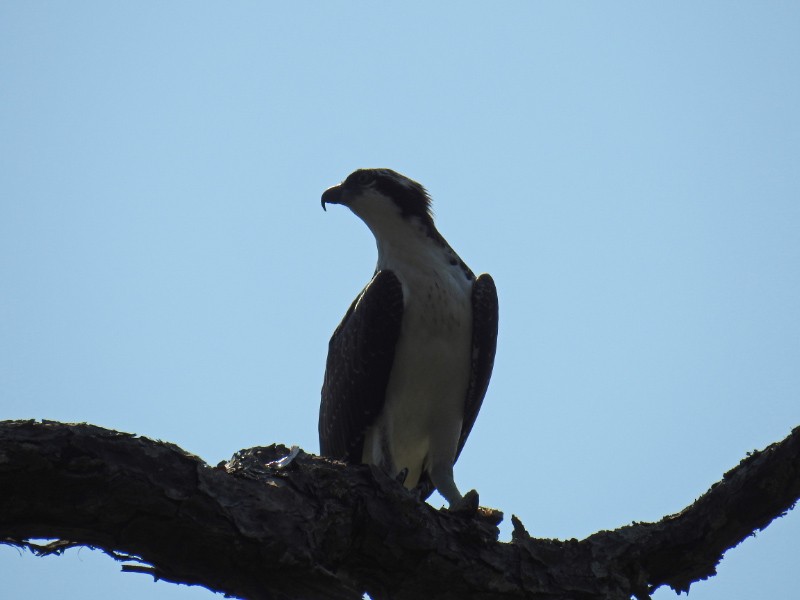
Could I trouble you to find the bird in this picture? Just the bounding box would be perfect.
[318,168,498,511]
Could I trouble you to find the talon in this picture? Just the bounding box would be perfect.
[447,489,480,516]
[395,467,409,485]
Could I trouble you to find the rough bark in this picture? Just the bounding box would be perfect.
[0,420,797,600]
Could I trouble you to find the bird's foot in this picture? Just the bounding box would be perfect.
[447,489,480,516]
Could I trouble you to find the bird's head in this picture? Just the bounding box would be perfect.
[321,169,435,238]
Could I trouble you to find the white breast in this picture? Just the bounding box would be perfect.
[361,232,474,489]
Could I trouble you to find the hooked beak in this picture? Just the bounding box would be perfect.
[321,184,344,212]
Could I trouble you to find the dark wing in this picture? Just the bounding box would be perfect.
[319,270,404,463]
[456,273,499,462]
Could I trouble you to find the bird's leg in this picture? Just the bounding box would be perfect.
[411,477,436,501]
[429,464,479,515]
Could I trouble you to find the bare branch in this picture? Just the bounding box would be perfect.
[1,420,797,600]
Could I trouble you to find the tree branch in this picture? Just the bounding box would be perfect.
[1,420,797,599]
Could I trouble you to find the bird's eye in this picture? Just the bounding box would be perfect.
[355,171,375,186]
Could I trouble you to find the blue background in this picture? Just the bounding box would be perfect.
[1,3,798,599]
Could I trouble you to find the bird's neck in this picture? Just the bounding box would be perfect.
[370,215,443,263]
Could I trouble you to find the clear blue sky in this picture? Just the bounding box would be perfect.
[1,3,798,599]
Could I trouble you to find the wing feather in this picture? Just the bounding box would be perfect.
[319,270,404,462]
[456,273,499,461]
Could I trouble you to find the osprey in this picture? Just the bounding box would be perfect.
[319,168,498,510]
